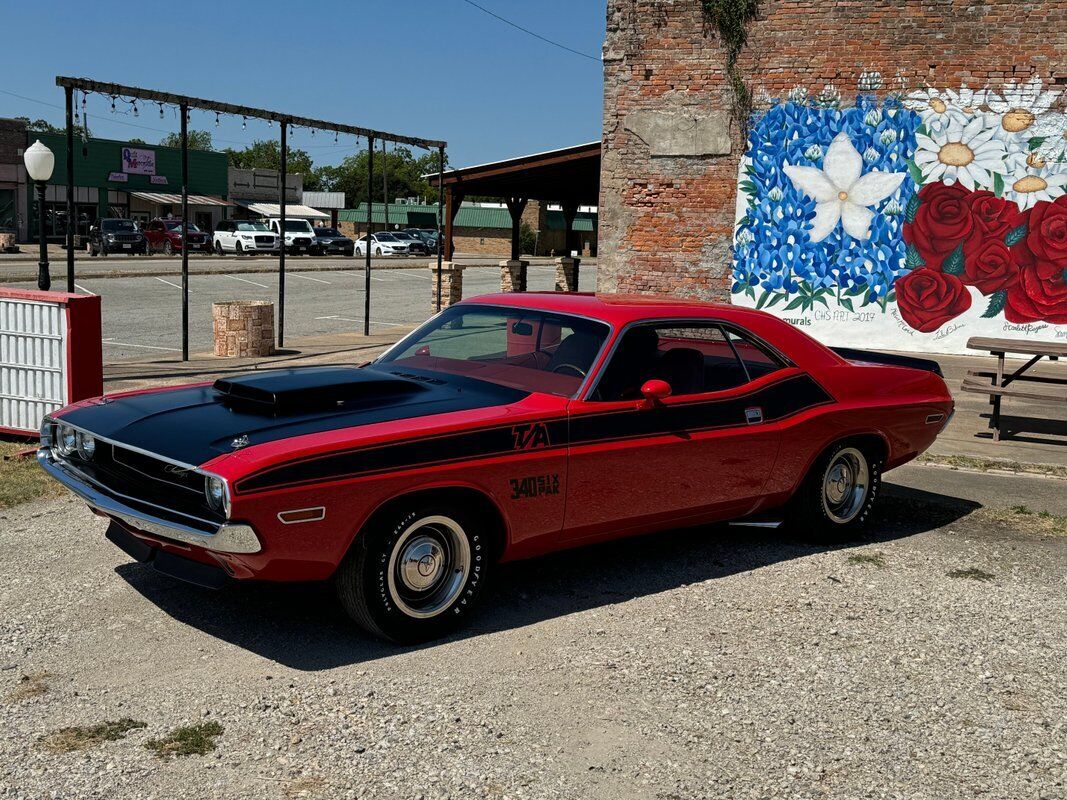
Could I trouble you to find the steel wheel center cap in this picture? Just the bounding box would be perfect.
[399,536,444,591]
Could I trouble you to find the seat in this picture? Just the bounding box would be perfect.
[546,331,602,375]
[653,347,705,395]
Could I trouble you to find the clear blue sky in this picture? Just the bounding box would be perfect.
[0,0,606,168]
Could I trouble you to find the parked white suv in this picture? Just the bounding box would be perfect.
[213,220,279,255]
[267,218,316,255]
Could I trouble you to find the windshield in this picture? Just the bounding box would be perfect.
[236,222,269,232]
[316,228,340,236]
[164,221,200,232]
[392,232,416,240]
[101,219,137,232]
[377,305,609,397]
[284,220,313,232]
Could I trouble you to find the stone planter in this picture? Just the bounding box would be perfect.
[0,233,16,253]
[212,300,275,358]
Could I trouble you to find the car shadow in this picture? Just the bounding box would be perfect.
[114,484,978,671]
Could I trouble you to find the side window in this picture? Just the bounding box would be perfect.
[592,323,750,401]
[724,328,786,381]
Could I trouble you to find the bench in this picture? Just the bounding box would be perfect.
[964,337,1067,441]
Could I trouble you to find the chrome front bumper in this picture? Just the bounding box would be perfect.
[38,451,261,554]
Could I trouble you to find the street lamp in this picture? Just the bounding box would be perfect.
[23,140,55,291]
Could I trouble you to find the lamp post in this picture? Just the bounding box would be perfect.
[23,140,55,291]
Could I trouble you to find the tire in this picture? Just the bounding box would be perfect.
[163,240,174,256]
[786,442,881,544]
[89,242,98,258]
[335,503,491,643]
[235,242,244,255]
[375,247,382,256]
[215,240,224,256]
[345,249,354,258]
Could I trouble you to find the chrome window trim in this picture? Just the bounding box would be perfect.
[580,316,794,403]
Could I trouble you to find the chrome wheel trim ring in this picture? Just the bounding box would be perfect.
[822,447,870,524]
[386,515,470,619]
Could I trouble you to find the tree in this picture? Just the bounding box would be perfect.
[158,130,213,151]
[316,146,446,208]
[221,140,320,190]
[14,117,90,136]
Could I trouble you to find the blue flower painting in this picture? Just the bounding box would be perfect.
[732,96,922,312]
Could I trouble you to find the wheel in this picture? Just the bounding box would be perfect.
[235,241,244,255]
[89,242,98,258]
[335,503,491,643]
[786,442,881,544]
[375,247,382,256]
[215,240,224,256]
[163,240,174,256]
[344,248,354,258]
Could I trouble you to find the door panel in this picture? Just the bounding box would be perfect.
[563,370,830,540]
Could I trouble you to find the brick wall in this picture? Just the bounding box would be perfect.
[598,0,1067,300]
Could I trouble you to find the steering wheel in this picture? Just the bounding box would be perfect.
[551,363,586,378]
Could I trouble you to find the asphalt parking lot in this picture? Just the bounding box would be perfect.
[66,262,596,361]
[1,464,1063,799]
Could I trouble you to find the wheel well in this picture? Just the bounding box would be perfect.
[794,432,888,496]
[359,487,509,563]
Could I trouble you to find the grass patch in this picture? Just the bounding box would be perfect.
[39,718,146,753]
[947,567,996,582]
[846,552,887,568]
[145,721,224,758]
[5,671,50,702]
[979,505,1067,536]
[0,441,63,509]
[917,452,1067,480]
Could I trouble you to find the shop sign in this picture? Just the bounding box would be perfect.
[121,147,156,175]
[150,175,168,185]
[107,172,129,182]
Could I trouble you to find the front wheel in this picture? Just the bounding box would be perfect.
[335,505,490,643]
[787,443,881,544]
[215,241,224,256]
[163,240,174,256]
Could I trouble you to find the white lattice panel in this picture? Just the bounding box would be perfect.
[0,298,67,432]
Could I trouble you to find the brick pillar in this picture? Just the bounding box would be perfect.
[430,261,465,310]
[212,301,275,358]
[500,259,529,292]
[554,257,580,292]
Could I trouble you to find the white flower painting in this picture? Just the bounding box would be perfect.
[913,114,1008,190]
[784,132,906,242]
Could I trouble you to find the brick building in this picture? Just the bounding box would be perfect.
[0,118,28,246]
[599,0,1067,298]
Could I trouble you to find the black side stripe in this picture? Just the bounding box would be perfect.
[235,374,832,494]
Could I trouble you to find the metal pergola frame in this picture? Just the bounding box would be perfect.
[55,76,448,359]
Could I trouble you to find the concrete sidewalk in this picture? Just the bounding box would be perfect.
[104,336,1067,473]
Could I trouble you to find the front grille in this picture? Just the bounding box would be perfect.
[293,237,311,246]
[73,442,222,523]
[255,235,274,245]
[112,233,140,242]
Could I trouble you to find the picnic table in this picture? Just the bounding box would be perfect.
[961,336,1067,441]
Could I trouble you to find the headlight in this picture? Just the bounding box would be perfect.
[76,431,96,460]
[204,474,231,517]
[40,417,54,449]
[54,423,77,457]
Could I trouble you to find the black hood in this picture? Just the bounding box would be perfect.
[59,365,527,467]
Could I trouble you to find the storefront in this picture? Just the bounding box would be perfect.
[27,133,229,243]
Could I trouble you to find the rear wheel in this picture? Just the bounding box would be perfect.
[335,504,490,643]
[163,240,174,256]
[787,442,881,544]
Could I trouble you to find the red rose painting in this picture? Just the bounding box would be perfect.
[902,182,974,270]
[895,269,973,332]
[898,181,1067,331]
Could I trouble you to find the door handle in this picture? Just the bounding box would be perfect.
[745,406,763,424]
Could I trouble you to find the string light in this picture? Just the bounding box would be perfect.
[159,103,165,119]
[110,95,116,112]
[215,111,220,127]
[334,131,338,144]
[132,100,138,117]
[241,116,247,130]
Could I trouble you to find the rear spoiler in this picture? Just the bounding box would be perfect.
[831,347,944,377]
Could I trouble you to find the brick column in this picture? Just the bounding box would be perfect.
[554,257,580,292]
[212,301,275,358]
[430,261,465,310]
[500,259,529,292]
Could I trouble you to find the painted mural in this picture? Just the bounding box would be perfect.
[731,78,1067,353]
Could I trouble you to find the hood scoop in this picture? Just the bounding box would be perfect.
[213,366,425,414]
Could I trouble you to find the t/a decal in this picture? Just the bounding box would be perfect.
[511,422,551,451]
[509,473,561,500]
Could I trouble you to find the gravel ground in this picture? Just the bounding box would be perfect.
[1,471,1064,800]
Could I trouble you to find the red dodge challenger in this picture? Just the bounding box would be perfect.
[39,293,952,642]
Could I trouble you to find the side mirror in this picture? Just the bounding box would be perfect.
[640,379,671,408]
